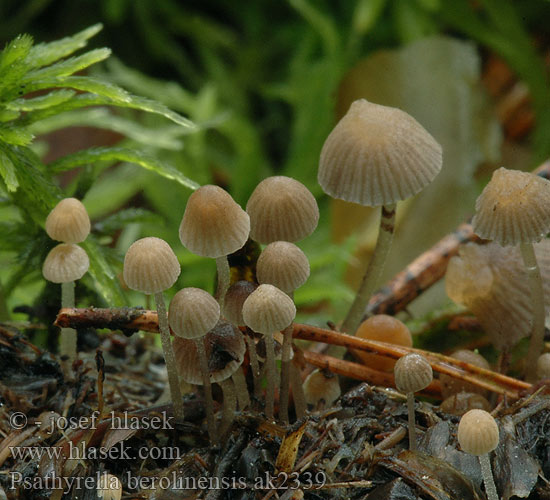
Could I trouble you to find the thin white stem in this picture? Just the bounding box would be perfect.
[215,256,230,309]
[521,242,546,382]
[279,324,294,424]
[219,378,237,438]
[154,292,185,422]
[232,367,250,410]
[479,453,499,500]
[341,204,396,334]
[264,331,276,420]
[60,281,77,363]
[290,361,306,419]
[195,336,217,444]
[245,330,261,399]
[406,391,417,452]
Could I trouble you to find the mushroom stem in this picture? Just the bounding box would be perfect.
[291,361,306,419]
[219,378,237,438]
[194,336,217,443]
[154,292,185,422]
[231,367,250,410]
[479,453,499,500]
[245,330,262,398]
[264,331,276,420]
[279,323,294,424]
[341,204,396,334]
[406,391,417,452]
[215,256,230,309]
[60,281,77,363]
[521,242,546,382]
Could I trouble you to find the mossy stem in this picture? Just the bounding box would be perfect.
[219,378,236,438]
[215,256,230,309]
[479,453,499,500]
[341,204,396,334]
[264,331,276,420]
[60,281,77,363]
[279,323,294,424]
[232,367,250,410]
[245,331,262,399]
[406,391,417,452]
[520,242,546,382]
[154,292,185,422]
[194,336,217,443]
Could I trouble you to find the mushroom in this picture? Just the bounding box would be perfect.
[42,243,89,364]
[440,392,491,416]
[457,409,500,500]
[303,369,341,410]
[123,237,184,421]
[179,185,250,308]
[318,99,442,334]
[472,167,550,381]
[439,350,490,399]
[256,241,310,423]
[393,353,433,451]
[168,287,220,442]
[536,353,550,380]
[242,284,296,420]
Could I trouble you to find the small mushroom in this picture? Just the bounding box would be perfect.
[439,350,491,399]
[303,369,341,410]
[123,237,183,421]
[394,353,433,451]
[457,409,500,500]
[536,353,550,380]
[45,197,91,244]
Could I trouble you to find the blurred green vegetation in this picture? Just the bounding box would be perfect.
[0,0,548,335]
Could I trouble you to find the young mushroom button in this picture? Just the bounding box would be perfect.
[45,197,91,244]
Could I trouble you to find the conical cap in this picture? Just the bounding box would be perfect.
[242,284,296,334]
[45,198,91,243]
[42,243,89,283]
[169,288,220,339]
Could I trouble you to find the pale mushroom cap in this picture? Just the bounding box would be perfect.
[173,321,245,384]
[458,409,499,455]
[439,392,491,417]
[97,473,122,500]
[472,167,550,246]
[440,350,491,399]
[242,284,296,334]
[45,198,91,243]
[246,176,319,243]
[179,185,250,258]
[303,369,341,407]
[223,280,257,326]
[169,288,220,339]
[536,353,550,379]
[318,99,442,206]
[42,243,89,283]
[256,241,310,293]
[123,237,181,294]
[394,353,433,393]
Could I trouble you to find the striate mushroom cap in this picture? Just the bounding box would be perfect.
[303,369,341,407]
[42,243,89,283]
[179,185,250,258]
[472,167,550,246]
[318,99,442,207]
[242,284,296,334]
[246,176,319,244]
[458,409,499,456]
[123,237,180,294]
[45,198,91,244]
[394,353,433,393]
[256,241,310,293]
[169,288,220,339]
[223,280,258,326]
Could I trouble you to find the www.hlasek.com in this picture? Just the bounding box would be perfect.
[9,471,328,493]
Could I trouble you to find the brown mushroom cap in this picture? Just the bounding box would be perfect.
[179,185,250,258]
[440,350,491,399]
[303,369,341,407]
[42,243,89,283]
[256,241,310,293]
[242,284,296,334]
[45,198,91,243]
[123,237,181,294]
[223,280,258,326]
[394,353,433,393]
[439,392,491,416]
[536,353,550,379]
[246,176,319,243]
[168,288,220,339]
[458,409,499,456]
[472,167,550,246]
[318,99,442,207]
[173,320,245,384]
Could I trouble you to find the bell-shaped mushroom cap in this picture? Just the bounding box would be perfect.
[458,409,499,456]
[45,198,91,243]
[394,353,432,393]
[169,288,220,339]
[256,241,310,293]
[123,237,180,294]
[303,369,341,407]
[536,352,550,379]
[42,243,89,283]
[246,176,319,243]
[242,284,296,334]
[472,167,550,246]
[439,350,490,399]
[179,185,250,258]
[354,315,412,372]
[318,99,442,207]
[446,241,550,351]
[173,320,245,384]
[223,280,257,326]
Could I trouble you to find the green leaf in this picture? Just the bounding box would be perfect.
[0,151,19,191]
[0,125,34,146]
[49,146,200,191]
[6,89,75,111]
[94,208,162,234]
[0,34,33,94]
